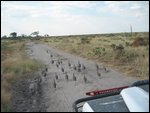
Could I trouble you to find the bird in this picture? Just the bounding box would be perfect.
[41,70,45,75]
[83,75,87,83]
[78,61,81,68]
[55,73,58,80]
[73,73,76,81]
[74,65,77,70]
[65,72,68,81]
[82,64,86,70]
[51,59,54,64]
[45,67,48,72]
[53,80,56,89]
[68,61,71,68]
[97,71,101,78]
[60,60,62,64]
[95,63,99,70]
[37,77,42,88]
[78,67,81,72]
[103,66,107,72]
[56,63,59,68]
[44,72,47,77]
[38,77,42,84]
[61,67,64,72]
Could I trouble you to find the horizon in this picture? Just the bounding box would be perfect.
[1,1,149,37]
[1,31,149,38]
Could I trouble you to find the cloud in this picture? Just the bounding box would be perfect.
[1,1,96,18]
[48,1,95,9]
[130,4,141,10]
[96,1,129,16]
[97,1,148,18]
[1,1,149,36]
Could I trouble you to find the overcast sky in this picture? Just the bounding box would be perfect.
[1,1,149,36]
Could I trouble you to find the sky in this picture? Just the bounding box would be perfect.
[1,1,149,36]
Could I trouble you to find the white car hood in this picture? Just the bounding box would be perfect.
[120,86,149,112]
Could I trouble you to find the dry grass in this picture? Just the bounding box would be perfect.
[1,88,11,112]
[38,32,149,80]
[1,33,148,111]
[1,39,42,112]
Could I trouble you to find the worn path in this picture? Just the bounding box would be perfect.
[25,42,138,112]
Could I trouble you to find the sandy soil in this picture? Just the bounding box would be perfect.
[25,42,138,112]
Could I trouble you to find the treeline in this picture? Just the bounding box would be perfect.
[1,31,149,39]
[1,31,50,39]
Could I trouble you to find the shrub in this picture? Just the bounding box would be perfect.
[110,44,116,50]
[131,37,149,47]
[80,37,90,44]
[126,52,139,61]
[125,42,130,46]
[93,47,106,56]
[93,47,101,56]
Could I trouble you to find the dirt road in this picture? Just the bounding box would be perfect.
[25,42,138,112]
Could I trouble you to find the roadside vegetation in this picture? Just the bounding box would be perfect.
[38,32,149,79]
[1,39,42,112]
[1,32,149,111]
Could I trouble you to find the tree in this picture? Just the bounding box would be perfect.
[21,34,27,38]
[30,31,39,37]
[130,24,132,37]
[10,32,17,37]
[1,35,7,38]
[44,34,49,37]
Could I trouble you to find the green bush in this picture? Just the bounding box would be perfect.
[93,47,106,56]
[126,52,139,61]
[80,37,90,44]
[125,42,130,46]
[93,47,101,56]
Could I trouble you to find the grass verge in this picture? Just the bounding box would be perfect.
[1,39,42,112]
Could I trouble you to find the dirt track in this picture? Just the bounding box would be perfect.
[25,42,138,112]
